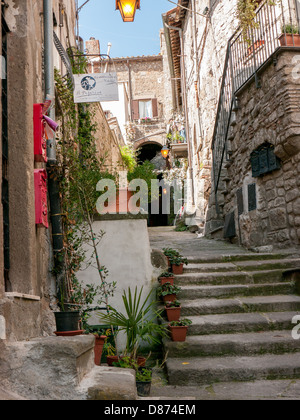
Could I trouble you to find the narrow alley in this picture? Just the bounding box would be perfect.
[1,0,300,404]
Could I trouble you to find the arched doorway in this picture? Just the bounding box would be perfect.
[136,142,169,227]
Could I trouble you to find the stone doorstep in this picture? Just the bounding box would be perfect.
[166,353,300,386]
[78,366,137,400]
[180,295,300,316]
[164,330,300,358]
[185,311,300,336]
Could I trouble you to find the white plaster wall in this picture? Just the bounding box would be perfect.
[77,218,156,351]
[101,83,130,141]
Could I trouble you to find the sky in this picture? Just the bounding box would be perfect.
[78,0,175,58]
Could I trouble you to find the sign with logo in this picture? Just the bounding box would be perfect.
[73,73,119,103]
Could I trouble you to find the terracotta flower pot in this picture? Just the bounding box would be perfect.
[137,357,146,367]
[159,277,174,286]
[172,264,184,275]
[163,293,177,303]
[107,355,119,366]
[94,336,107,366]
[165,307,181,322]
[279,33,300,47]
[169,326,188,342]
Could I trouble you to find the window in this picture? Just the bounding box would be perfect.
[139,100,153,119]
[131,98,158,120]
[250,143,281,178]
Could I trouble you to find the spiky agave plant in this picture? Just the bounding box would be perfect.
[98,287,167,358]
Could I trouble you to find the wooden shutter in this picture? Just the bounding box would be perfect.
[131,100,139,120]
[152,98,158,118]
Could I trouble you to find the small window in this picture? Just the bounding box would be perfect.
[250,143,281,178]
[131,98,158,120]
[139,100,153,119]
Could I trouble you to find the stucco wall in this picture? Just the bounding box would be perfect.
[77,217,157,351]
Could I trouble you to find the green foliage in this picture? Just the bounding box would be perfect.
[170,319,192,327]
[282,24,299,34]
[136,368,152,383]
[54,62,116,316]
[165,300,181,308]
[236,0,275,44]
[120,145,138,172]
[98,287,167,357]
[170,255,189,266]
[159,272,174,278]
[127,160,158,202]
[163,248,180,258]
[157,282,182,297]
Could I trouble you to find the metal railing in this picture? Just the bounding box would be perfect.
[212,0,300,198]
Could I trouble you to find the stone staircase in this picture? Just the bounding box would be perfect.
[163,252,300,390]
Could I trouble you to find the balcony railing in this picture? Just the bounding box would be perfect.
[212,0,300,202]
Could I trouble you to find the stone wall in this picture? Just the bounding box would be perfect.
[223,49,300,249]
[0,0,77,341]
[165,0,238,223]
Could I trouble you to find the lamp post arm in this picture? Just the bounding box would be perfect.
[77,0,91,14]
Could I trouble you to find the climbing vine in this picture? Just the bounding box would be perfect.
[54,51,116,318]
[236,0,275,44]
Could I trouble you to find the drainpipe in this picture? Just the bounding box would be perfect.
[44,0,64,266]
[163,21,195,206]
[192,0,204,143]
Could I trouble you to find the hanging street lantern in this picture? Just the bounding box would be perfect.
[116,0,141,22]
[161,145,170,159]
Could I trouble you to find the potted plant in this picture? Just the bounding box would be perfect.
[158,271,175,286]
[163,248,180,267]
[170,255,188,275]
[54,277,112,336]
[165,300,182,322]
[157,282,182,303]
[279,24,300,46]
[93,332,107,366]
[98,287,168,364]
[112,356,153,397]
[169,319,192,342]
[136,368,153,397]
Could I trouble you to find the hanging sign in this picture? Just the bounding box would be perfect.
[73,73,119,103]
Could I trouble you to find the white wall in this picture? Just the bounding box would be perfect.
[77,218,157,351]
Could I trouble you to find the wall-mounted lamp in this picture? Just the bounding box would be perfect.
[161,145,170,159]
[116,0,140,22]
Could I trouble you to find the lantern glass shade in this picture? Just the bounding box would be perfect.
[161,146,170,159]
[116,0,140,22]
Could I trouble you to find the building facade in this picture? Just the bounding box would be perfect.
[163,0,300,249]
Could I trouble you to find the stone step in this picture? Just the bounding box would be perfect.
[149,379,300,400]
[184,259,300,274]
[186,252,300,264]
[175,270,289,286]
[179,295,300,317]
[185,311,299,336]
[179,282,294,300]
[166,353,300,386]
[164,330,300,358]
